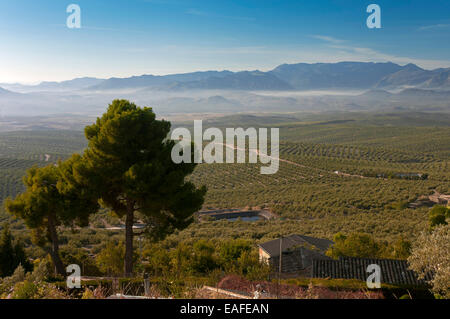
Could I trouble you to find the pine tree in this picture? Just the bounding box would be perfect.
[5,156,99,276]
[0,224,15,277]
[0,224,32,277]
[79,100,206,276]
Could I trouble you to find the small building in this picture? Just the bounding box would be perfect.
[258,234,334,274]
[429,192,450,206]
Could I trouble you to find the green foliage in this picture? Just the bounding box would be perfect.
[27,259,50,283]
[1,112,448,252]
[79,99,206,275]
[60,247,101,277]
[326,232,411,260]
[0,130,87,206]
[0,264,25,296]
[9,279,68,299]
[8,264,25,284]
[95,241,126,276]
[0,224,17,277]
[4,160,99,275]
[235,250,271,281]
[140,239,269,282]
[142,243,174,276]
[216,239,266,276]
[0,223,32,277]
[408,224,450,299]
[428,205,449,228]
[389,237,412,260]
[219,239,252,264]
[11,280,38,299]
[81,288,95,299]
[82,100,205,227]
[389,201,409,210]
[327,233,383,259]
[0,111,448,295]
[0,260,68,299]
[5,165,62,231]
[190,240,218,274]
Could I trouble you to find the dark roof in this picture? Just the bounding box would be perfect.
[269,247,331,273]
[258,234,334,257]
[312,256,433,286]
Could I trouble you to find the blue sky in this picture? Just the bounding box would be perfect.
[1,0,449,83]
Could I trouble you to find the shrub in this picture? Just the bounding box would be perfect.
[428,206,449,229]
[327,233,383,259]
[191,240,218,274]
[11,280,38,299]
[96,241,125,276]
[408,224,450,298]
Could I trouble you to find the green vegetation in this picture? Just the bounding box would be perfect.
[0,224,32,277]
[5,159,99,275]
[0,110,449,298]
[140,239,270,281]
[78,100,206,275]
[326,232,411,260]
[408,224,450,298]
[0,130,86,204]
[428,205,450,228]
[95,241,126,276]
[0,261,69,299]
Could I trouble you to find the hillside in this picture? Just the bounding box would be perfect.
[2,112,448,243]
[4,62,450,94]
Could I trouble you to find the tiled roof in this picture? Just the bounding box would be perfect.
[258,234,333,257]
[298,235,334,252]
[312,256,433,286]
[269,248,331,273]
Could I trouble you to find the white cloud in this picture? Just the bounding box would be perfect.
[312,34,450,69]
[185,8,255,22]
[310,35,345,44]
[418,24,450,31]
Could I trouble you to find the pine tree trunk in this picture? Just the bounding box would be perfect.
[124,203,134,277]
[47,216,65,276]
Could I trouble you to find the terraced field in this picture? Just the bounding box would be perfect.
[0,112,449,243]
[0,130,86,160]
[0,131,86,203]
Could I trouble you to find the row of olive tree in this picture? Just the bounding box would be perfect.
[5,100,206,277]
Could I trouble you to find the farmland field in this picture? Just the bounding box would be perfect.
[0,131,86,206]
[1,111,449,248]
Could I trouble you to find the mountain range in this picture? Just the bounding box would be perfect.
[2,62,450,93]
[1,61,449,117]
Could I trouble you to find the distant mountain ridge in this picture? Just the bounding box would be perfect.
[166,71,293,90]
[4,62,450,93]
[37,77,105,91]
[270,61,404,89]
[79,62,450,91]
[375,65,450,89]
[88,71,233,90]
[0,86,20,96]
[0,77,104,93]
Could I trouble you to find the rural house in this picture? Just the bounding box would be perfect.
[258,234,334,274]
